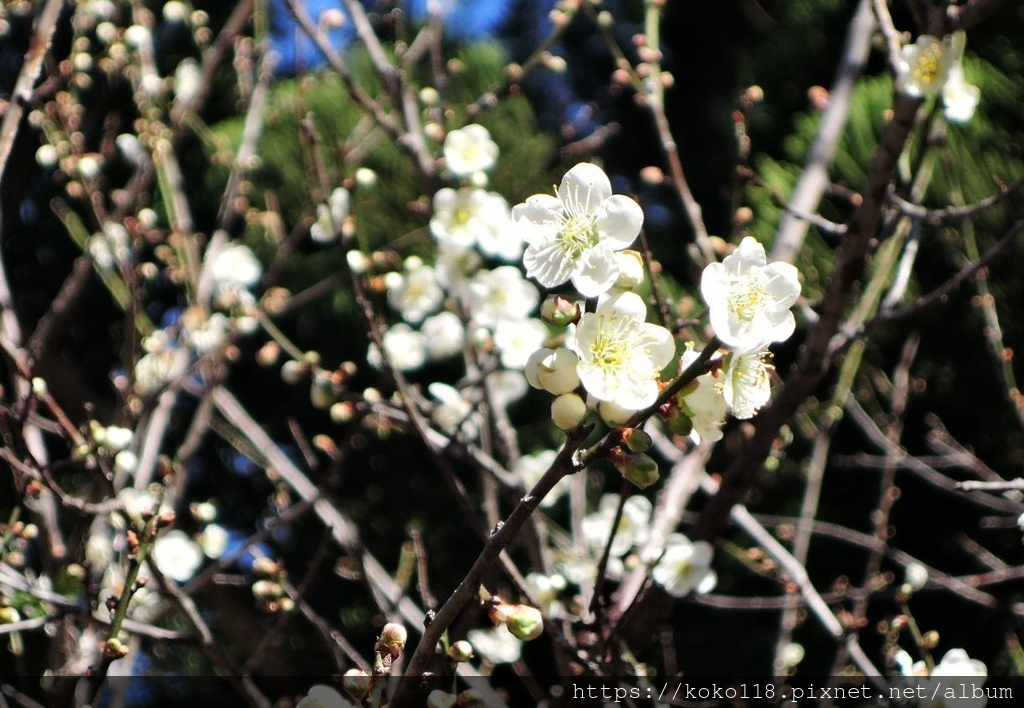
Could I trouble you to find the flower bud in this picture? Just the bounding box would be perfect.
[551,393,587,430]
[104,637,129,659]
[540,295,580,327]
[668,412,693,437]
[614,250,645,289]
[598,400,634,426]
[525,347,580,395]
[622,427,652,453]
[448,640,474,663]
[342,669,371,700]
[310,370,335,409]
[616,452,660,489]
[376,622,408,659]
[504,604,544,641]
[281,360,307,384]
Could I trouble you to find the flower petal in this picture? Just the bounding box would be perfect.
[557,163,612,217]
[572,246,620,298]
[523,240,575,288]
[597,195,644,248]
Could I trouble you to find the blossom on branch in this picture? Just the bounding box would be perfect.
[443,124,499,177]
[572,292,675,410]
[896,35,953,98]
[651,533,717,597]
[514,163,644,298]
[722,346,773,420]
[700,236,800,351]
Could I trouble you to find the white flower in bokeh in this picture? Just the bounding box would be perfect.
[904,648,988,708]
[152,529,203,582]
[173,57,202,105]
[700,236,800,351]
[896,35,953,98]
[514,449,567,507]
[466,624,522,665]
[493,318,548,370]
[722,347,772,420]
[651,533,717,597]
[385,262,443,324]
[421,311,465,360]
[211,243,262,291]
[942,63,980,123]
[367,324,427,372]
[430,188,516,259]
[572,292,674,410]
[428,382,475,437]
[310,187,350,244]
[468,266,539,328]
[487,370,528,408]
[582,494,652,558]
[134,350,176,395]
[200,524,229,559]
[443,124,498,177]
[514,163,643,297]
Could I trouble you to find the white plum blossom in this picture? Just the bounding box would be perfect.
[434,243,482,289]
[942,63,980,123]
[443,124,499,177]
[651,533,717,597]
[152,529,204,582]
[430,187,517,259]
[467,266,539,327]
[700,236,800,351]
[896,648,988,708]
[428,382,475,437]
[421,311,465,360]
[572,292,675,410]
[721,347,773,420]
[385,262,444,324]
[493,318,548,370]
[514,163,644,297]
[466,624,522,665]
[896,35,953,98]
[134,349,176,395]
[582,494,652,559]
[677,344,728,443]
[525,347,580,395]
[211,243,262,291]
[310,187,350,243]
[200,524,229,559]
[173,57,202,105]
[486,370,529,408]
[367,324,427,372]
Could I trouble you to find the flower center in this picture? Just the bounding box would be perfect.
[913,47,944,86]
[727,274,770,323]
[453,206,473,226]
[589,328,630,371]
[556,216,599,260]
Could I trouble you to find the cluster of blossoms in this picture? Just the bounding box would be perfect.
[517,162,801,457]
[370,125,545,434]
[896,32,980,123]
[557,494,716,598]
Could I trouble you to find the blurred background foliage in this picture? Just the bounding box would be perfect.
[3,0,1024,689]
